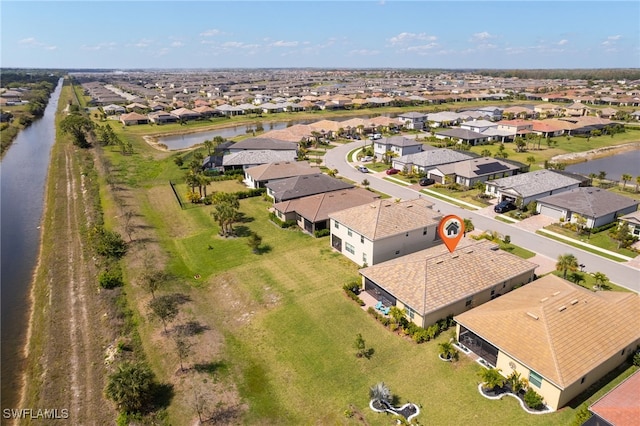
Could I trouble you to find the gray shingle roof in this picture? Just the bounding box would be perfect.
[486,170,583,199]
[537,187,639,218]
[395,148,474,168]
[436,128,487,140]
[223,150,296,166]
[266,174,354,202]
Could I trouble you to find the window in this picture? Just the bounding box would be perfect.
[362,253,367,263]
[405,306,415,319]
[360,235,365,244]
[465,296,473,307]
[423,228,427,236]
[345,243,355,255]
[580,376,586,384]
[529,371,543,388]
[334,222,339,229]
[395,250,400,255]
[347,229,352,237]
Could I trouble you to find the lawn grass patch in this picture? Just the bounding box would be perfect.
[544,224,637,258]
[498,242,536,259]
[536,230,627,262]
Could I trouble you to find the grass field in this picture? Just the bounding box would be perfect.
[543,223,638,259]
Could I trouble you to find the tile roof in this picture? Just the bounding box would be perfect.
[245,161,316,181]
[223,150,296,166]
[395,148,474,168]
[230,137,297,151]
[485,170,582,199]
[455,274,640,388]
[266,174,354,201]
[619,210,640,225]
[261,124,316,142]
[589,370,640,426]
[436,128,487,140]
[436,157,520,178]
[329,198,439,240]
[273,188,380,222]
[359,239,537,315]
[537,187,639,218]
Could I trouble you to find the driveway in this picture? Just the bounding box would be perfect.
[324,141,640,292]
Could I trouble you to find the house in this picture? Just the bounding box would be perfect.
[201,141,235,172]
[618,210,640,238]
[434,128,489,146]
[373,136,423,158]
[429,157,524,187]
[329,198,442,267]
[425,111,465,127]
[455,274,640,411]
[564,102,588,116]
[222,150,297,171]
[496,119,534,137]
[484,169,584,208]
[148,111,178,124]
[392,148,475,176]
[272,188,380,235]
[265,173,354,203]
[531,120,570,138]
[103,104,126,115]
[586,370,640,426]
[536,187,639,229]
[170,107,202,121]
[459,119,497,134]
[228,137,298,155]
[243,161,317,189]
[359,239,537,327]
[119,112,149,126]
[398,112,428,130]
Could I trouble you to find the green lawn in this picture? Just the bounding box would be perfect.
[426,185,491,208]
[544,224,637,259]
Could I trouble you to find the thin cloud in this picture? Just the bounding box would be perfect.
[200,29,222,37]
[170,41,184,48]
[18,37,57,50]
[470,31,495,43]
[403,43,439,54]
[388,32,437,45]
[270,40,299,47]
[349,49,380,56]
[607,35,622,40]
[80,42,118,51]
[557,39,569,46]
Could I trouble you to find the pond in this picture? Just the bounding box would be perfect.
[564,149,640,182]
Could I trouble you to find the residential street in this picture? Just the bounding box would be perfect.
[324,141,640,293]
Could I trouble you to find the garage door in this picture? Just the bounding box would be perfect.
[539,204,565,220]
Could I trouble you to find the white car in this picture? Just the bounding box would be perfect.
[362,156,373,162]
[357,166,369,173]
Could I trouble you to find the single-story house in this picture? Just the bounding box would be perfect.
[536,187,639,229]
[148,111,178,124]
[360,239,537,327]
[103,104,126,115]
[430,157,525,187]
[586,369,640,426]
[425,111,466,127]
[484,169,584,207]
[618,210,640,238]
[119,112,149,126]
[243,161,317,189]
[329,198,442,267]
[228,137,298,154]
[455,274,640,411]
[265,173,354,203]
[170,107,202,121]
[373,136,424,158]
[434,128,489,146]
[392,148,474,175]
[273,188,380,235]
[222,150,297,171]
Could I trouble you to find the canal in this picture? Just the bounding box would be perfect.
[1,79,63,410]
[564,149,640,182]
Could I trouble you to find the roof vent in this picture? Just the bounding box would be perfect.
[570,299,579,305]
[436,260,444,264]
[552,291,561,297]
[526,312,539,320]
[452,255,459,259]
[540,297,548,303]
[558,306,567,312]
[466,249,474,254]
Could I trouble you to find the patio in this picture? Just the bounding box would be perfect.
[359,290,392,315]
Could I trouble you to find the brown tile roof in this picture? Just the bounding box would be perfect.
[589,370,640,426]
[359,239,537,315]
[455,274,640,389]
[273,188,380,223]
[245,161,316,182]
[261,124,315,142]
[329,198,439,240]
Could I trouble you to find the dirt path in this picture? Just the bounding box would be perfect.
[18,142,115,425]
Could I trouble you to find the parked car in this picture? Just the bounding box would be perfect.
[494,200,517,213]
[385,168,400,175]
[362,156,373,162]
[357,166,369,173]
[419,177,435,186]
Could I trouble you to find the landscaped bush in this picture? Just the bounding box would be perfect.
[234,188,266,199]
[632,350,640,367]
[314,229,330,238]
[268,212,297,228]
[523,388,545,410]
[91,225,127,259]
[343,284,365,306]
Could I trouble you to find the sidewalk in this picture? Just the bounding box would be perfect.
[537,229,634,261]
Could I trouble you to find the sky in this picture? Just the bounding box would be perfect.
[1,1,639,70]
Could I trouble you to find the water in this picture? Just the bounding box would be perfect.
[158,114,394,150]
[1,79,63,409]
[564,150,640,182]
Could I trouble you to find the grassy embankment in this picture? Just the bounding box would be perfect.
[90,114,640,425]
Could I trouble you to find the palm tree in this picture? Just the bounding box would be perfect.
[568,272,585,286]
[592,272,608,290]
[597,171,607,181]
[556,253,579,279]
[636,175,640,193]
[247,231,262,254]
[438,341,458,361]
[369,382,391,406]
[526,156,536,167]
[621,173,632,189]
[479,368,505,392]
[203,139,213,156]
[105,362,155,413]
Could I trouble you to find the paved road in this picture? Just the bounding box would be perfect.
[325,141,640,292]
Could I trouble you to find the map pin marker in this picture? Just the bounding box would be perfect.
[438,215,464,253]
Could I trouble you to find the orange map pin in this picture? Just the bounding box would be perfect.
[438,215,464,253]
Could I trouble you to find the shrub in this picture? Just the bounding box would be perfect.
[524,388,545,410]
[343,285,365,306]
[412,328,429,343]
[99,266,124,289]
[314,229,330,238]
[633,350,640,367]
[92,226,127,259]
